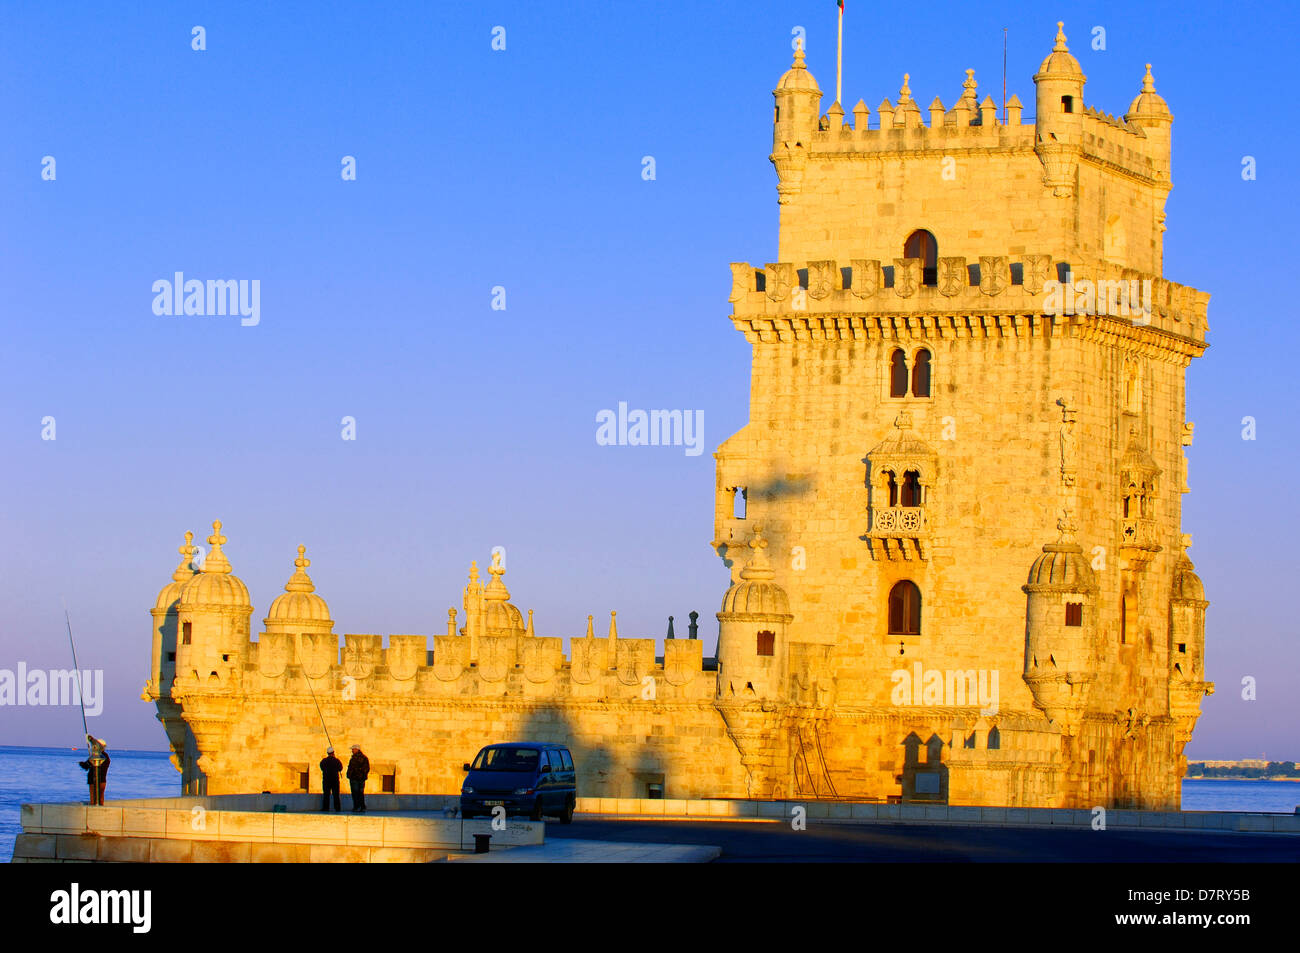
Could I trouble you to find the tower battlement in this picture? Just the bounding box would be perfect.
[727,253,1208,348]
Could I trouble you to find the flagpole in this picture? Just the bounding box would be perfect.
[836,1,844,106]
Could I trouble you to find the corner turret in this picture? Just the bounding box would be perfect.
[175,520,252,688]
[1034,22,1086,194]
[772,44,821,205]
[1022,511,1097,732]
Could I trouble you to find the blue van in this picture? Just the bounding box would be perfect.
[460,742,577,823]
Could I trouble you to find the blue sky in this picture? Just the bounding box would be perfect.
[1,0,1297,758]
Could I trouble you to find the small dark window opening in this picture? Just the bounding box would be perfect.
[1065,603,1083,627]
[382,773,396,793]
[903,229,938,286]
[889,349,909,397]
[886,472,899,508]
[988,727,1001,750]
[1177,643,1186,654]
[733,486,747,519]
[911,349,932,397]
[888,581,922,636]
[756,630,775,656]
[221,654,230,662]
[900,470,922,508]
[182,622,192,645]
[298,771,309,792]
[647,782,664,799]
[1061,96,1074,113]
[774,106,780,122]
[166,652,176,662]
[963,733,976,749]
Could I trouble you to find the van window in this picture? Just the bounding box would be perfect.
[545,750,561,771]
[472,747,540,771]
[559,749,573,771]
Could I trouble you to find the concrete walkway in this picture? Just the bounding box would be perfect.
[445,838,720,863]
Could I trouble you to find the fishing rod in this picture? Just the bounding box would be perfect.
[61,602,90,741]
[300,640,335,751]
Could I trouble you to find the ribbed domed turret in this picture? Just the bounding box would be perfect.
[179,521,251,608]
[1126,64,1172,122]
[481,551,526,636]
[777,44,819,92]
[1026,540,1094,588]
[1171,538,1206,603]
[1035,22,1085,81]
[155,531,199,611]
[721,527,791,617]
[265,545,333,633]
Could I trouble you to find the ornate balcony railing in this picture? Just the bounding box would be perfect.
[866,507,928,561]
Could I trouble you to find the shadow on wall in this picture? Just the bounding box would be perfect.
[899,731,949,804]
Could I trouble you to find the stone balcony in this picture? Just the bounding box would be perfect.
[866,507,929,561]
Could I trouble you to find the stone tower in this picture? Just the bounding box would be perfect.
[715,22,1211,808]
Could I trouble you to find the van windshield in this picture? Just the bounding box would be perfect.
[472,747,541,771]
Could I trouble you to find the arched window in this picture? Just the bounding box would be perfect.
[889,349,908,398]
[911,348,931,397]
[885,471,899,508]
[903,229,938,286]
[888,581,922,635]
[900,470,922,507]
[756,630,775,656]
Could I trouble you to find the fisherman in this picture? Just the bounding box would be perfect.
[346,744,369,813]
[320,746,343,812]
[78,736,109,806]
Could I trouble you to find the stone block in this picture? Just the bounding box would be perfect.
[660,799,688,816]
[757,801,787,818]
[165,808,219,840]
[309,844,371,863]
[191,840,252,863]
[11,833,56,859]
[96,836,150,862]
[54,834,99,860]
[40,804,87,834]
[343,811,382,842]
[850,803,878,820]
[19,803,40,832]
[249,843,311,863]
[149,838,195,862]
[121,808,167,837]
[217,811,274,843]
[85,806,123,836]
[272,812,348,846]
[382,817,448,849]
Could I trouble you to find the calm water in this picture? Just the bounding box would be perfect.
[1,745,1296,860]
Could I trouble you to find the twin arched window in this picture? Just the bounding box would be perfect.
[888,581,922,636]
[890,348,932,398]
[882,469,923,508]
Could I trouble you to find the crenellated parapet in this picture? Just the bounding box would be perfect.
[727,256,1208,351]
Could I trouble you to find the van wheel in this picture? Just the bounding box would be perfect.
[559,797,575,825]
[530,799,544,822]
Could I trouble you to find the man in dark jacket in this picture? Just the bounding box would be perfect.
[78,736,110,806]
[346,744,369,813]
[320,746,343,812]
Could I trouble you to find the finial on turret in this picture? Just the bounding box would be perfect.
[899,73,913,105]
[284,544,315,593]
[525,608,535,638]
[468,560,479,583]
[792,42,806,69]
[1142,63,1156,92]
[739,525,775,580]
[585,614,594,638]
[1054,21,1069,52]
[964,69,977,95]
[608,610,618,640]
[1056,508,1080,542]
[666,615,675,640]
[172,531,198,581]
[203,520,232,574]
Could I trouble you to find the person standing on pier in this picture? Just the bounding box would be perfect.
[320,746,343,812]
[79,736,110,806]
[347,744,369,813]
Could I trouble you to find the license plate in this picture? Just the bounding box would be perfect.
[483,800,504,806]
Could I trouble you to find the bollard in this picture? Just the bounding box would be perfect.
[474,833,491,854]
